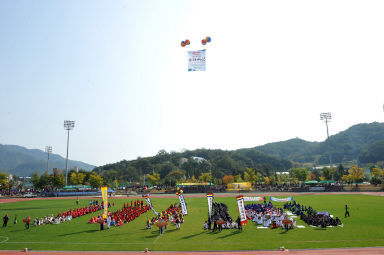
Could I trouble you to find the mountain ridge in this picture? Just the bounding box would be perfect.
[0,144,95,176]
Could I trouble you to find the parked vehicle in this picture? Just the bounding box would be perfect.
[23,192,37,198]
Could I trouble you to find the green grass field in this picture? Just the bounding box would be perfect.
[0,194,384,251]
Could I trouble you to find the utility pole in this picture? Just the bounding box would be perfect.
[64,120,75,186]
[45,146,52,172]
[320,112,332,167]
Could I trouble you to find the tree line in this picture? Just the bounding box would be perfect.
[93,148,292,186]
[29,169,104,190]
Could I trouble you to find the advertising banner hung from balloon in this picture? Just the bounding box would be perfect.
[187,49,206,71]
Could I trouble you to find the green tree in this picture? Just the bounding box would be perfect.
[164,169,185,186]
[279,173,289,184]
[322,167,334,180]
[114,178,119,189]
[349,165,364,183]
[244,168,256,186]
[51,169,65,189]
[333,164,345,181]
[371,168,382,178]
[31,171,40,189]
[234,174,243,182]
[269,175,277,185]
[342,174,353,184]
[264,176,270,185]
[256,172,264,185]
[89,173,104,188]
[198,172,212,183]
[370,176,382,186]
[70,172,86,185]
[39,171,51,189]
[0,172,8,190]
[292,168,308,182]
[146,173,160,186]
[190,175,198,183]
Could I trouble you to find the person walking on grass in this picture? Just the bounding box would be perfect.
[24,216,30,230]
[2,214,9,228]
[345,205,350,217]
[236,216,242,231]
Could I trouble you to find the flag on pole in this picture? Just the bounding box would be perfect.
[101,187,108,219]
[177,189,188,215]
[236,195,247,226]
[207,193,213,218]
[143,194,158,215]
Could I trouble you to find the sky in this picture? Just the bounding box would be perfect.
[1,0,384,167]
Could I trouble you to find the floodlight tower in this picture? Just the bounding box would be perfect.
[45,146,52,172]
[64,120,75,186]
[320,112,332,166]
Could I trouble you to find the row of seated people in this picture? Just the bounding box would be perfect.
[89,200,150,226]
[246,202,296,229]
[284,201,342,227]
[204,220,238,230]
[284,201,316,216]
[301,212,342,227]
[33,203,106,226]
[57,204,105,219]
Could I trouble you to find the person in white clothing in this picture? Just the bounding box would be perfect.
[107,215,111,229]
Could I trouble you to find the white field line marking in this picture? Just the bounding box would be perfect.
[153,235,161,244]
[153,228,167,244]
[0,236,8,244]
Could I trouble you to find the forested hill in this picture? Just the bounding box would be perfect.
[254,122,384,164]
[0,144,95,176]
[93,148,292,184]
[94,122,384,183]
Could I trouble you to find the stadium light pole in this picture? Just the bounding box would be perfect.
[64,120,75,186]
[320,112,332,167]
[45,146,52,172]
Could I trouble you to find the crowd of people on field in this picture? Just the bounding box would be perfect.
[204,202,243,231]
[284,201,342,228]
[88,200,150,229]
[34,201,108,226]
[146,203,184,234]
[245,202,296,230]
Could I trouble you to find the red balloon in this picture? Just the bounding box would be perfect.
[185,39,190,45]
[201,39,207,45]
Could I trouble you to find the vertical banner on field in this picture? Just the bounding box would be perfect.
[101,187,108,219]
[187,49,206,71]
[144,195,158,215]
[207,193,213,218]
[177,190,188,215]
[236,195,247,226]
